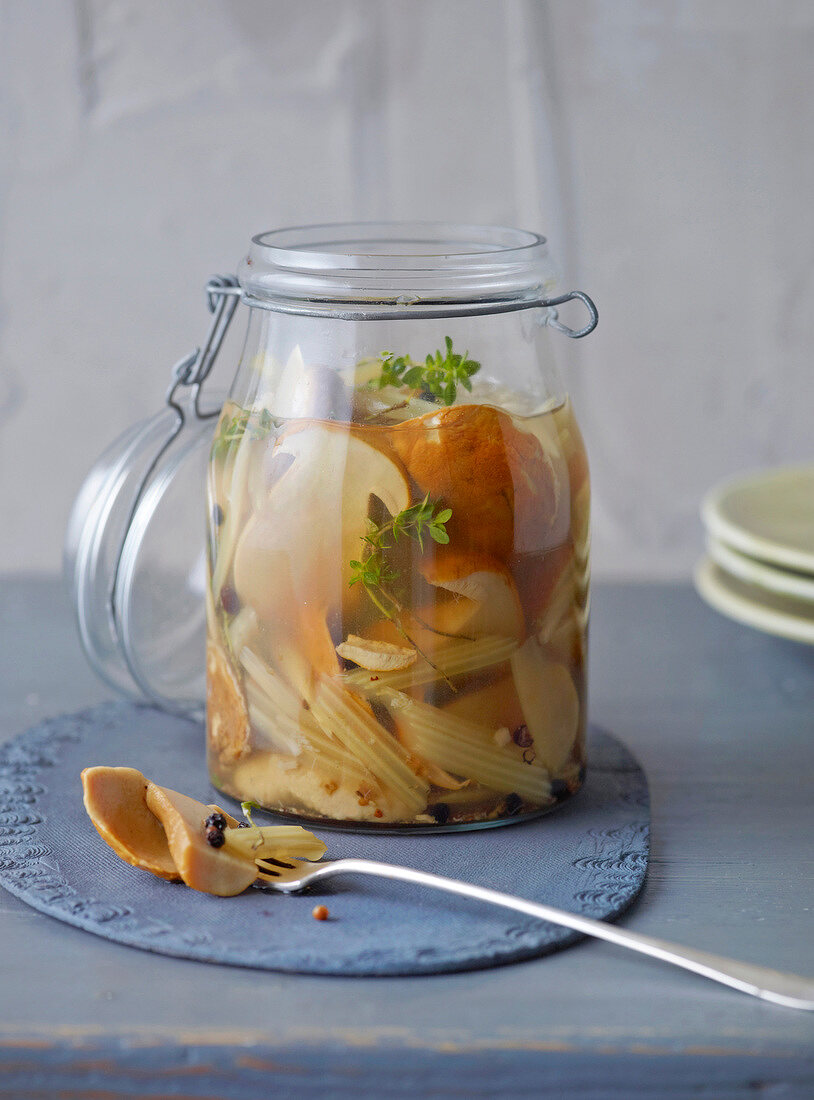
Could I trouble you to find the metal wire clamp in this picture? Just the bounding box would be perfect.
[542,291,598,339]
[109,276,241,709]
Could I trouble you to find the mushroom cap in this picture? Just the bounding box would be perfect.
[145,783,256,897]
[389,404,564,559]
[420,551,526,641]
[81,766,180,882]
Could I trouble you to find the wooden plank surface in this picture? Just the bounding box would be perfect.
[0,576,812,1098]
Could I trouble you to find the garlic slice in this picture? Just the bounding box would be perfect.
[336,635,417,672]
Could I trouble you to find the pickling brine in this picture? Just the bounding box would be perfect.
[205,356,589,828]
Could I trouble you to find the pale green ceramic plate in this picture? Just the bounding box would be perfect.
[694,556,814,646]
[702,465,814,575]
[706,535,814,605]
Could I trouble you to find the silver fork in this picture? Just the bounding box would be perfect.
[256,856,814,1010]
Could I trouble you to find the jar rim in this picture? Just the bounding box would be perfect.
[238,221,557,318]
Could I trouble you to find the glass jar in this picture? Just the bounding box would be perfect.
[66,223,596,832]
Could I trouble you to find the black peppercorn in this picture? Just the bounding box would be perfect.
[503,792,522,817]
[428,802,450,826]
[512,724,533,748]
[219,586,240,616]
[205,824,225,848]
[204,812,227,830]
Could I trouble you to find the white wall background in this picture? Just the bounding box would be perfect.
[1,0,812,578]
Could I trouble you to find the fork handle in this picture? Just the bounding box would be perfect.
[307,858,814,1010]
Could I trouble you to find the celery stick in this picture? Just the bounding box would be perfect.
[311,679,428,813]
[343,635,517,695]
[382,690,551,804]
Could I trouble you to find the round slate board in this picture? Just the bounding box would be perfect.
[0,702,649,976]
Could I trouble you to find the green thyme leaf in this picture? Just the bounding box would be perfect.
[240,800,262,826]
[211,406,276,461]
[349,496,452,598]
[368,338,480,407]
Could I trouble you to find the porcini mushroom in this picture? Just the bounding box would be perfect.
[82,768,326,896]
[390,404,566,559]
[441,675,526,734]
[144,783,257,897]
[420,551,526,641]
[81,766,180,881]
[510,639,580,773]
[233,422,411,698]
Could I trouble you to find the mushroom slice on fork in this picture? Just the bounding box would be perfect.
[81,766,181,882]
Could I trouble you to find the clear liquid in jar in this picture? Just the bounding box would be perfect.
[205,379,589,829]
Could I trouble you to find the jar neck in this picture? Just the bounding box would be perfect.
[238,222,558,319]
[228,298,570,420]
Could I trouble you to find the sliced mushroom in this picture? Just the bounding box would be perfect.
[233,422,410,698]
[82,768,327,896]
[81,766,181,882]
[206,638,251,765]
[390,404,565,558]
[552,397,590,498]
[272,347,352,421]
[510,639,580,773]
[421,552,525,641]
[512,544,575,634]
[144,783,257,897]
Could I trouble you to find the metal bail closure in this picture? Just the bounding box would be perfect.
[65,275,241,716]
[537,291,599,339]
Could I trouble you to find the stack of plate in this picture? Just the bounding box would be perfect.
[695,464,814,645]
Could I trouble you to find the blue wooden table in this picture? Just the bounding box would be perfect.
[1,577,812,1098]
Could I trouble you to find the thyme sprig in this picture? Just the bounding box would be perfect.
[349,495,451,592]
[211,407,275,461]
[374,337,480,406]
[349,497,454,685]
